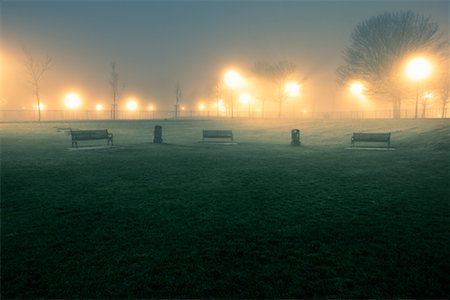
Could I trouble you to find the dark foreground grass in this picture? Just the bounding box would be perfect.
[1,119,449,298]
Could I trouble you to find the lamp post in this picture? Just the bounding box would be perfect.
[224,70,243,118]
[284,81,301,117]
[406,57,432,119]
[421,92,432,118]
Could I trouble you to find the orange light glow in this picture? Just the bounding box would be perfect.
[64,93,81,109]
[224,70,244,88]
[350,82,364,95]
[284,81,300,96]
[406,57,432,81]
[239,93,251,104]
[126,99,138,110]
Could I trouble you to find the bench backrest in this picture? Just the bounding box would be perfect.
[203,130,233,138]
[71,130,109,140]
[352,132,390,142]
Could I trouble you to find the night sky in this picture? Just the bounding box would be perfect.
[1,0,449,111]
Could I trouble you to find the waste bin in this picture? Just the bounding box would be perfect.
[153,125,163,143]
[291,129,300,146]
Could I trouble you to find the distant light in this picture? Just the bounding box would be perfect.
[423,92,432,100]
[126,99,138,110]
[406,57,432,81]
[148,105,154,111]
[224,70,244,88]
[95,104,104,111]
[217,99,226,112]
[284,81,300,97]
[239,93,251,104]
[199,103,206,111]
[350,82,364,96]
[36,103,45,110]
[181,106,186,111]
[64,93,81,109]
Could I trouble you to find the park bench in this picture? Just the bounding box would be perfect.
[70,129,113,148]
[351,132,391,148]
[202,130,234,143]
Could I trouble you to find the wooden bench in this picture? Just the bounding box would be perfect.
[351,132,391,148]
[202,130,233,143]
[70,129,113,148]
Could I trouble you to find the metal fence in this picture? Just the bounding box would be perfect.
[0,108,448,122]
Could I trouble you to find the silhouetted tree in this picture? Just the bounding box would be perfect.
[337,11,448,118]
[214,81,224,117]
[22,47,52,122]
[253,60,297,118]
[437,60,449,118]
[174,83,182,118]
[109,62,124,120]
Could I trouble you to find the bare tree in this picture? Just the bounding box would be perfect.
[435,52,450,118]
[109,62,124,120]
[337,11,448,118]
[23,48,52,122]
[174,83,182,118]
[253,60,297,118]
[437,72,449,118]
[214,81,224,117]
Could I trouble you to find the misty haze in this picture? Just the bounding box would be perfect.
[1,0,449,298]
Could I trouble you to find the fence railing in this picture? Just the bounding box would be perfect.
[0,108,448,122]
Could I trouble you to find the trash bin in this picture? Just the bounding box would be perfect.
[291,129,300,146]
[153,125,163,143]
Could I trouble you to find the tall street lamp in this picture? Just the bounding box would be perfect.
[406,57,432,119]
[224,70,243,118]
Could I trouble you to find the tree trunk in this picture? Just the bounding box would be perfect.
[36,90,41,122]
[392,96,401,119]
[442,102,448,118]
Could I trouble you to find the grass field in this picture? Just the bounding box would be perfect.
[1,118,449,298]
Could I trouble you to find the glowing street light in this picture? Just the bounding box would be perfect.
[239,93,252,117]
[126,99,138,111]
[239,93,251,104]
[350,82,364,96]
[284,81,300,97]
[95,104,104,111]
[406,57,432,81]
[199,103,206,111]
[224,70,244,88]
[36,103,45,110]
[64,93,81,109]
[224,69,243,118]
[406,57,432,118]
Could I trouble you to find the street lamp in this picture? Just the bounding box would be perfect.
[64,92,81,109]
[284,81,300,97]
[350,82,364,96]
[224,70,243,118]
[406,57,432,118]
[239,93,252,117]
[126,99,138,111]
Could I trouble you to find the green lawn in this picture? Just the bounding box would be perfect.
[1,119,449,298]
